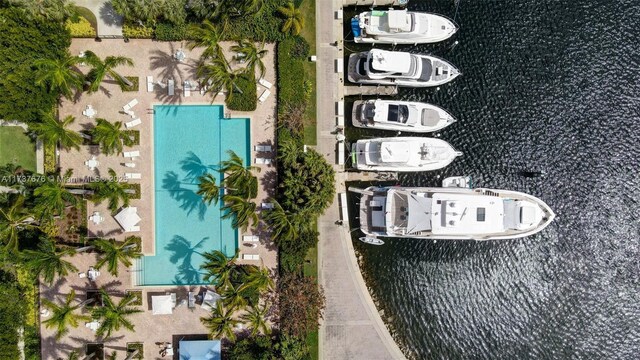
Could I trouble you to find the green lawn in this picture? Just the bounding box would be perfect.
[0,126,36,172]
[300,0,317,145]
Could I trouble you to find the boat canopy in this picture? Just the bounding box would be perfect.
[406,193,432,233]
[380,142,410,163]
[369,49,412,73]
[388,11,412,32]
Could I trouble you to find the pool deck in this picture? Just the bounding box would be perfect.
[59,39,277,272]
[45,39,277,359]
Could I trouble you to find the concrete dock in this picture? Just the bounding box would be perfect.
[315,0,407,359]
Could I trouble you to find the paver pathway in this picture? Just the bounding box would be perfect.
[74,0,123,37]
[315,0,406,359]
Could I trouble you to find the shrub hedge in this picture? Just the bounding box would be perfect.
[123,23,154,39]
[227,72,257,111]
[66,17,96,38]
[277,37,307,116]
[155,22,188,41]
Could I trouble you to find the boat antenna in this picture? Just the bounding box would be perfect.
[453,0,463,23]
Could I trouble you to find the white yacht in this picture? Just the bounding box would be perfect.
[354,186,555,240]
[352,9,458,44]
[352,99,456,133]
[348,49,460,87]
[351,137,462,172]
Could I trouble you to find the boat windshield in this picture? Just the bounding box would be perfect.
[388,105,409,123]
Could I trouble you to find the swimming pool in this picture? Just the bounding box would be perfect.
[139,105,250,286]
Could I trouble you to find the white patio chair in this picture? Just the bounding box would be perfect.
[168,79,175,96]
[125,118,142,128]
[258,78,273,89]
[147,76,154,92]
[125,173,141,180]
[258,89,271,103]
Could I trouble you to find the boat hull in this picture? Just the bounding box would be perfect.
[353,12,458,44]
[352,100,456,133]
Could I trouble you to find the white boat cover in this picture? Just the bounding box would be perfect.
[407,193,432,233]
[380,142,410,163]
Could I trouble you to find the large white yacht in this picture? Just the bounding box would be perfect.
[355,186,555,240]
[352,99,456,133]
[352,9,458,44]
[348,49,460,87]
[351,137,462,172]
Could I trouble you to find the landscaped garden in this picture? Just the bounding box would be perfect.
[0,126,37,172]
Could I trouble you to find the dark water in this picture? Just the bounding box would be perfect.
[346,1,640,358]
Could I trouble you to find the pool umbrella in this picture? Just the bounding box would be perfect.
[114,207,141,232]
[152,295,173,315]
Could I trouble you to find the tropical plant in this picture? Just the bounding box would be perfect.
[222,195,258,232]
[63,351,79,360]
[91,290,142,338]
[33,54,83,100]
[6,0,76,22]
[22,239,77,285]
[187,20,225,60]
[221,283,248,311]
[241,302,271,336]
[239,266,274,296]
[278,273,325,338]
[200,249,239,287]
[30,112,83,150]
[0,196,36,252]
[221,150,259,199]
[112,0,186,26]
[93,237,142,276]
[197,56,244,102]
[262,199,308,242]
[91,119,135,155]
[42,290,91,339]
[278,2,304,36]
[197,173,220,205]
[91,168,131,212]
[201,301,239,341]
[231,39,268,78]
[33,170,77,219]
[84,51,134,93]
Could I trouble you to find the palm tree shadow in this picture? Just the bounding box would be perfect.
[150,45,184,83]
[164,235,207,267]
[99,2,123,27]
[162,171,208,220]
[174,262,202,285]
[180,151,216,181]
[260,169,278,198]
[42,335,78,358]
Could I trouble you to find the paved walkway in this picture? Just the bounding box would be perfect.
[74,0,123,37]
[315,1,406,359]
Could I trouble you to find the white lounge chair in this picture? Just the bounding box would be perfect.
[243,254,260,261]
[201,290,221,312]
[254,157,266,164]
[261,202,274,210]
[130,225,141,232]
[147,76,154,92]
[242,235,259,242]
[124,162,136,168]
[123,99,139,111]
[125,118,142,128]
[264,158,272,165]
[125,173,141,180]
[168,79,175,96]
[258,89,271,103]
[258,78,273,89]
[123,150,140,158]
[184,81,191,97]
[263,145,272,152]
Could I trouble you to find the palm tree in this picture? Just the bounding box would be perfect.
[239,266,274,295]
[84,51,134,93]
[42,290,92,339]
[230,39,268,78]
[30,112,83,150]
[279,2,304,36]
[221,195,258,232]
[221,283,247,311]
[22,239,77,285]
[33,170,77,219]
[91,290,142,339]
[196,56,244,101]
[197,173,220,205]
[201,301,239,341]
[63,351,79,360]
[34,54,83,100]
[91,168,131,212]
[91,118,135,155]
[221,150,259,200]
[187,20,225,60]
[0,196,36,252]
[94,237,142,276]
[241,302,271,336]
[261,199,306,242]
[200,249,239,287]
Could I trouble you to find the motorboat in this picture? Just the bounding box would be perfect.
[352,99,456,133]
[441,175,472,188]
[348,49,460,87]
[351,9,458,44]
[358,237,385,245]
[351,137,462,172]
[353,186,555,240]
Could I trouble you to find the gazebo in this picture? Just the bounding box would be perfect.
[151,294,176,315]
[178,340,221,360]
[114,206,141,232]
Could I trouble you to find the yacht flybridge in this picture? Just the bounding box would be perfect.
[355,186,555,240]
[348,49,460,87]
[352,99,456,133]
[352,9,458,44]
[351,137,462,172]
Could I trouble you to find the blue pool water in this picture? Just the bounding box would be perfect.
[140,105,250,286]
